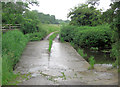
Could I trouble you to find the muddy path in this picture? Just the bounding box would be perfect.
[13,33,118,85]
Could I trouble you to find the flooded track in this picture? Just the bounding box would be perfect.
[14,34,118,85]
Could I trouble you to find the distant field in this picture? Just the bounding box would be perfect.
[40,24,60,34]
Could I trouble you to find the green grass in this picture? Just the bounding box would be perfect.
[28,31,47,41]
[88,56,95,69]
[39,24,60,34]
[77,48,87,59]
[49,39,53,52]
[2,30,29,85]
[28,24,60,41]
[48,31,59,40]
[48,31,59,52]
[0,57,2,86]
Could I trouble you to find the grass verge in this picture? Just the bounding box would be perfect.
[2,30,29,85]
[49,39,53,52]
[48,31,59,40]
[48,31,59,52]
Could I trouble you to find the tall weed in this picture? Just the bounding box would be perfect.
[49,39,53,52]
[88,56,95,69]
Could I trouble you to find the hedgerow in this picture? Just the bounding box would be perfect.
[60,25,113,50]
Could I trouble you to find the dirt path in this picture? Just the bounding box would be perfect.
[13,33,118,85]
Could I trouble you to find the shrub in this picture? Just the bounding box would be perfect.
[21,19,40,34]
[28,30,47,41]
[111,41,120,67]
[60,25,113,50]
[88,56,95,69]
[78,48,87,59]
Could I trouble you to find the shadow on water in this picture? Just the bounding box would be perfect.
[83,48,115,64]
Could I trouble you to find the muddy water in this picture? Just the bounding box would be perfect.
[13,34,118,85]
[83,48,114,64]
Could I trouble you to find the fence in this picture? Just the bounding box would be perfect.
[2,24,21,32]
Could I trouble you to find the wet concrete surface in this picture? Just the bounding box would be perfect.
[14,34,118,85]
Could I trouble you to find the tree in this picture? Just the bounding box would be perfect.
[21,10,40,34]
[2,2,38,24]
[104,1,120,67]
[68,4,102,26]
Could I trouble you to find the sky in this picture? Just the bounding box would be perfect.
[29,0,112,20]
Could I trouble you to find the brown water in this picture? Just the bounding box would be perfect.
[11,34,118,85]
[83,48,114,64]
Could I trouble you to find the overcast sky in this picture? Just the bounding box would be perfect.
[29,0,112,20]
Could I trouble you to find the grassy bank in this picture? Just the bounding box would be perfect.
[48,31,59,40]
[2,30,29,85]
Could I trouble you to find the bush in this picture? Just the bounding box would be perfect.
[60,25,113,50]
[28,30,47,41]
[21,19,40,34]
[88,56,95,69]
[111,41,120,67]
[2,30,29,85]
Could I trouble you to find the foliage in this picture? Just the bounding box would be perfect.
[48,32,59,40]
[49,39,53,52]
[60,37,64,43]
[28,31,47,41]
[2,2,28,24]
[60,25,113,50]
[104,1,120,68]
[111,41,120,67]
[78,48,87,59]
[48,32,59,52]
[88,56,95,69]
[0,57,2,86]
[2,30,29,85]
[37,12,59,24]
[101,9,114,24]
[60,72,66,80]
[2,2,61,34]
[21,10,41,34]
[2,2,38,24]
[40,24,60,34]
[68,4,102,26]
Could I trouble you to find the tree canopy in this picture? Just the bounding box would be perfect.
[68,4,102,26]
